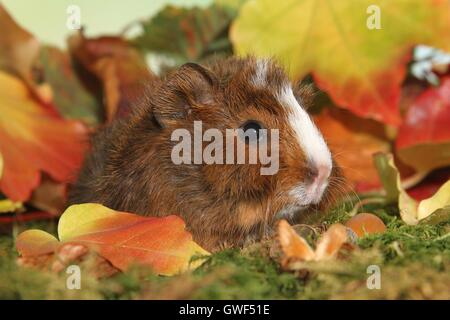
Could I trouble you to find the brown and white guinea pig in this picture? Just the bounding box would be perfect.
[68,56,342,251]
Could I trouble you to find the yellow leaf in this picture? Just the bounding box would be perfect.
[16,229,59,257]
[231,0,450,125]
[58,203,143,242]
[0,199,23,213]
[417,181,450,220]
[374,152,450,224]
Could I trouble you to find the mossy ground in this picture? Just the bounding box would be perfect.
[1,202,449,300]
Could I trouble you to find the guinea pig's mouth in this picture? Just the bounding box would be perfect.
[275,204,310,222]
[275,181,329,221]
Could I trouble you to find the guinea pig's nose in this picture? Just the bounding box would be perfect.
[315,164,331,186]
[307,163,331,186]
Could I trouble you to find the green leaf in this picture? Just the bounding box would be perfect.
[38,46,102,125]
[133,3,240,64]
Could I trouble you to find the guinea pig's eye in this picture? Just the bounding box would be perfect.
[239,120,263,143]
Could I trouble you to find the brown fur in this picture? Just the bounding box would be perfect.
[68,56,342,251]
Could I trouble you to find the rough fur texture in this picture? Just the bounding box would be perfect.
[68,57,342,251]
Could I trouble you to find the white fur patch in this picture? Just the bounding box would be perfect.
[277,85,332,171]
[287,185,310,206]
[281,86,333,206]
[251,59,269,87]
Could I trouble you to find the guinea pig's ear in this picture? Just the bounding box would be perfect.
[292,82,316,110]
[152,62,218,126]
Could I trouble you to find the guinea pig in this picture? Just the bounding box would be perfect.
[68,56,342,251]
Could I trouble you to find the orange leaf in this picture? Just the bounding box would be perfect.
[314,108,390,192]
[58,204,209,275]
[0,72,88,201]
[278,219,315,263]
[16,229,59,257]
[314,224,349,260]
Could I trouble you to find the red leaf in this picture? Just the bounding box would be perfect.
[68,33,155,121]
[407,168,450,201]
[313,54,410,125]
[396,76,450,172]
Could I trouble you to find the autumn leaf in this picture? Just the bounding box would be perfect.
[16,231,117,276]
[396,76,450,172]
[314,224,349,261]
[134,3,238,64]
[231,0,450,125]
[37,46,102,125]
[0,198,23,214]
[314,107,390,192]
[408,169,450,201]
[278,220,315,264]
[16,204,209,276]
[0,4,39,86]
[29,176,67,216]
[16,229,59,257]
[59,204,209,274]
[68,32,154,121]
[0,153,16,212]
[0,71,87,201]
[277,220,352,270]
[57,203,147,242]
[373,152,450,225]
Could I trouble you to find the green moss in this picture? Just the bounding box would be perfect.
[1,203,449,299]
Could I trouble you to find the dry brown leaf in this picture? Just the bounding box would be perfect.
[277,219,354,271]
[29,176,67,216]
[68,32,156,121]
[0,4,39,85]
[314,224,349,260]
[277,220,315,265]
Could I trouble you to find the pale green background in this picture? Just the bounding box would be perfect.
[2,0,212,48]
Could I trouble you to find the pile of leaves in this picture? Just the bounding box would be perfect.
[0,0,449,299]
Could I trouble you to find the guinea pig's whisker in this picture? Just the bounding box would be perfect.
[330,177,353,203]
[328,176,361,211]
